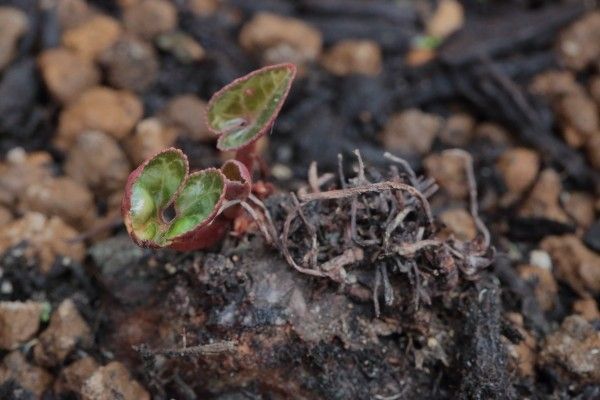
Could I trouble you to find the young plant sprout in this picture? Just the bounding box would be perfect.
[122,64,296,250]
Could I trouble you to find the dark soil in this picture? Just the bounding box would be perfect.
[0,0,599,399]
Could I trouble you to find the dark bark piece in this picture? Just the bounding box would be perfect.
[300,0,417,25]
[458,277,512,400]
[440,3,586,65]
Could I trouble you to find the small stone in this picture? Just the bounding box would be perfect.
[381,109,442,155]
[0,7,29,72]
[156,31,205,64]
[425,0,464,40]
[541,235,600,296]
[124,118,177,165]
[438,208,477,241]
[539,315,600,383]
[0,213,85,272]
[519,169,570,224]
[57,0,94,30]
[504,312,536,377]
[584,219,600,253]
[100,36,159,92]
[81,361,150,400]
[424,152,468,200]
[557,11,600,71]
[34,299,93,367]
[517,264,558,311]
[557,94,598,140]
[19,176,96,230]
[0,150,53,208]
[161,94,213,141]
[496,147,540,198]
[572,298,600,321]
[187,0,218,16]
[62,15,122,61]
[529,249,552,270]
[0,351,53,397]
[474,122,512,145]
[321,40,382,76]
[123,0,177,40]
[563,191,595,229]
[239,13,322,66]
[0,301,43,350]
[56,86,143,150]
[438,113,475,146]
[65,130,131,196]
[529,70,583,100]
[38,47,100,103]
[54,357,100,396]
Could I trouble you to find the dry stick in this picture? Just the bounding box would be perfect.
[391,239,441,257]
[299,182,434,229]
[381,263,394,306]
[373,264,382,317]
[443,149,491,251]
[153,341,237,358]
[321,247,364,272]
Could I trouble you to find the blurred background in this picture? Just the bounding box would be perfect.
[0,0,599,399]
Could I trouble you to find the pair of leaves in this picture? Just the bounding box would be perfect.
[123,63,295,250]
[122,148,251,250]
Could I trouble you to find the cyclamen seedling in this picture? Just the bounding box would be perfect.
[122,63,296,250]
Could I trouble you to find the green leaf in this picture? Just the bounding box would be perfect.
[124,149,226,247]
[207,63,297,151]
[166,169,225,239]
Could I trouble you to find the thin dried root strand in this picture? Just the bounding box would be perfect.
[321,247,364,272]
[299,182,434,229]
[337,153,347,188]
[239,201,274,245]
[353,149,369,184]
[383,206,414,250]
[442,149,491,250]
[383,152,417,184]
[391,239,441,257]
[247,194,279,243]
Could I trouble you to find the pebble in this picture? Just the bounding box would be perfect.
[0,7,29,72]
[562,191,596,229]
[380,109,442,155]
[503,312,536,377]
[34,299,93,367]
[161,94,213,141]
[572,298,600,321]
[65,130,131,196]
[438,208,477,242]
[438,113,475,147]
[156,31,205,64]
[123,0,177,40]
[57,0,94,30]
[54,357,100,396]
[585,133,600,170]
[187,0,219,16]
[124,118,177,165]
[425,0,464,40]
[19,176,96,230]
[423,151,468,200]
[557,11,600,71]
[101,36,159,92]
[539,315,600,383]
[541,234,600,296]
[38,47,100,104]
[239,12,322,66]
[0,351,53,397]
[56,86,143,150]
[0,150,53,208]
[0,301,43,350]
[0,212,85,273]
[589,75,600,107]
[557,93,598,146]
[81,361,150,400]
[529,70,583,100]
[496,147,540,200]
[321,40,382,76]
[529,249,552,270]
[519,169,570,224]
[62,15,122,61]
[517,264,558,311]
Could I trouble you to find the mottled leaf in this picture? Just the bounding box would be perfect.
[207,63,297,151]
